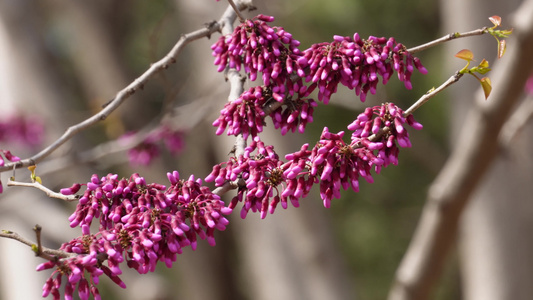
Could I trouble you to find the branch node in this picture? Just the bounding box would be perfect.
[33,224,43,256]
[205,21,219,37]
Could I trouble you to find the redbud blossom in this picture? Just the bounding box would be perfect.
[0,114,45,147]
[120,126,185,166]
[281,103,422,207]
[43,171,232,299]
[297,36,427,103]
[211,14,302,87]
[206,137,291,219]
[213,84,318,138]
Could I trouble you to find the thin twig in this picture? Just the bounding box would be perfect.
[349,70,465,149]
[263,100,283,116]
[404,71,464,116]
[213,178,245,196]
[6,179,78,201]
[227,0,246,23]
[32,225,52,260]
[388,3,533,298]
[0,229,74,259]
[407,28,488,54]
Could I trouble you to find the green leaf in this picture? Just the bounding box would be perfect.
[490,28,513,39]
[479,59,489,69]
[455,49,474,61]
[500,28,514,37]
[481,77,492,99]
[471,59,491,74]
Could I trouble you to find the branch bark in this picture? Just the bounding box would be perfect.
[388,1,533,299]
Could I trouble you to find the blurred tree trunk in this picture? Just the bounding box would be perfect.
[440,0,533,299]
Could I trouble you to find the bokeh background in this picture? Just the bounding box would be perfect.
[0,0,532,299]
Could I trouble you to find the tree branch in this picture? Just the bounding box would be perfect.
[403,72,464,116]
[498,95,533,148]
[0,227,75,260]
[6,179,78,201]
[0,0,254,174]
[388,1,533,299]
[407,28,488,54]
[227,0,246,23]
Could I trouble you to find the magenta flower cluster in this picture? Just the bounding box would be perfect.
[122,126,185,166]
[283,103,423,208]
[0,114,45,147]
[32,11,430,299]
[211,15,427,139]
[211,14,302,87]
[206,137,293,219]
[297,34,428,103]
[208,103,422,218]
[347,103,423,170]
[39,171,231,299]
[213,86,268,139]
[213,84,317,139]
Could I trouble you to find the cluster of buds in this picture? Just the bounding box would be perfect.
[211,14,302,87]
[206,138,293,219]
[281,103,422,208]
[37,236,125,300]
[212,86,268,139]
[347,103,423,170]
[297,34,428,103]
[281,129,376,209]
[208,103,422,219]
[211,16,428,142]
[213,84,318,139]
[121,126,185,166]
[269,80,318,135]
[0,114,45,147]
[39,172,231,299]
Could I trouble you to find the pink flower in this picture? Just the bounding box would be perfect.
[121,126,185,166]
[206,137,290,219]
[213,84,318,138]
[44,171,234,298]
[211,14,302,86]
[0,149,20,167]
[0,114,45,147]
[281,103,423,207]
[296,35,427,103]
